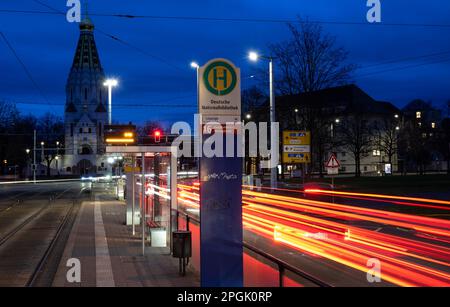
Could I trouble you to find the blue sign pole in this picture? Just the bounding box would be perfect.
[200,132,243,287]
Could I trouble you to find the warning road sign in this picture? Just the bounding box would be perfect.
[326,154,340,168]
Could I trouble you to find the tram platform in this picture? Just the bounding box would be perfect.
[52,189,199,287]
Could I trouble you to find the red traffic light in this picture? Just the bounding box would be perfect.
[154,130,161,143]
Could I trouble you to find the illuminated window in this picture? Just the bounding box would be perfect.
[431,122,436,129]
[416,111,421,119]
[372,150,381,156]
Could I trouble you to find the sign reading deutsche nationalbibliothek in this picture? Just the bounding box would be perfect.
[282,131,311,164]
[199,59,241,124]
[198,59,243,287]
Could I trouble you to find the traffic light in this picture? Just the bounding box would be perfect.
[154,130,161,143]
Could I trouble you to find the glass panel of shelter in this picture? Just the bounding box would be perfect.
[139,153,172,249]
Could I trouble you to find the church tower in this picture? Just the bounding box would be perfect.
[63,9,109,175]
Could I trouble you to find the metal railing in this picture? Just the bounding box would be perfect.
[175,211,332,287]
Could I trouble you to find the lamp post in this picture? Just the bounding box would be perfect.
[103,79,118,125]
[190,62,200,110]
[40,142,45,164]
[25,149,30,178]
[33,130,36,183]
[191,61,201,162]
[249,51,278,188]
[56,141,60,176]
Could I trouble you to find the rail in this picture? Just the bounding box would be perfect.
[175,211,332,287]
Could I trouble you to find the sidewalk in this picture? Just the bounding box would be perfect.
[53,190,199,287]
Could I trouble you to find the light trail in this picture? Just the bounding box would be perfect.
[304,189,450,206]
[177,183,450,286]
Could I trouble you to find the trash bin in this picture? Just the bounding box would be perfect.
[172,231,192,276]
[172,231,192,258]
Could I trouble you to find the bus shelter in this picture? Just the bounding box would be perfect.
[106,146,178,255]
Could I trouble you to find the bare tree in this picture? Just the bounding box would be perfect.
[264,18,355,176]
[339,115,373,177]
[375,118,399,166]
[434,118,450,174]
[269,18,356,95]
[0,100,19,132]
[37,113,64,177]
[242,86,266,115]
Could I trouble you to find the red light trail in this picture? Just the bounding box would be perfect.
[177,183,450,286]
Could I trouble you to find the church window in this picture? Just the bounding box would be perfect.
[79,128,83,134]
[81,146,92,155]
[70,124,74,137]
[84,88,88,100]
[88,128,92,133]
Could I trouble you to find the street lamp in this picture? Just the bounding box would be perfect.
[191,61,201,158]
[40,142,45,163]
[248,51,277,188]
[190,62,200,108]
[104,78,118,125]
[190,61,199,69]
[248,51,259,62]
[246,114,252,120]
[26,149,30,154]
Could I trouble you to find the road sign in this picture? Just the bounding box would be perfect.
[199,59,241,124]
[199,58,243,287]
[283,145,310,153]
[124,166,141,173]
[326,154,340,168]
[327,167,339,175]
[282,131,311,163]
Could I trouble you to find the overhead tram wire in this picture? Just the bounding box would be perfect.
[355,56,450,79]
[246,48,450,82]
[0,31,57,113]
[30,0,188,73]
[2,9,450,29]
[357,50,450,70]
[13,101,197,109]
[9,92,197,108]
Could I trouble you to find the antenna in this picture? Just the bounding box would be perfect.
[84,0,89,21]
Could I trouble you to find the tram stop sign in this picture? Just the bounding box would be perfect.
[198,58,243,287]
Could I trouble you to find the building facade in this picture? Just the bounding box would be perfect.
[248,84,401,176]
[61,16,109,175]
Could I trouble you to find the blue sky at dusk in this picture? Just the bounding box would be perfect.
[1,0,450,127]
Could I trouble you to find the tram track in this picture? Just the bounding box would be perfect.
[0,182,88,287]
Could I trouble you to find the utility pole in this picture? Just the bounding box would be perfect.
[33,130,36,183]
[141,154,146,256]
[132,156,136,236]
[269,58,278,189]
